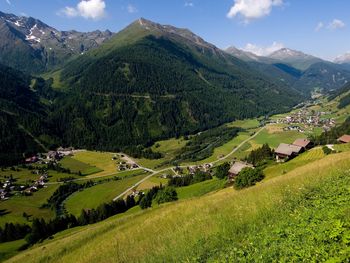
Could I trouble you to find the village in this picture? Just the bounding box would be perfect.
[273,107,336,133]
[2,131,350,202]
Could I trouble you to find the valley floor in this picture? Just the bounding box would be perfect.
[1,93,350,262]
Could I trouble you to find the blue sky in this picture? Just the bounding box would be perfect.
[1,0,349,60]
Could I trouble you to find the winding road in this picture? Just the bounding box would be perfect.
[112,126,266,200]
[46,126,265,200]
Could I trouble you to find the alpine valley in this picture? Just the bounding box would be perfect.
[1,8,350,263]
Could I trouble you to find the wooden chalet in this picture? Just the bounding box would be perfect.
[228,161,254,180]
[292,138,313,150]
[337,134,350,144]
[275,143,302,161]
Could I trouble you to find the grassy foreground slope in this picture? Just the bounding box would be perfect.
[8,152,350,262]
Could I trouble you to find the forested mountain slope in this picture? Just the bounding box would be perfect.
[0,64,49,165]
[49,19,301,151]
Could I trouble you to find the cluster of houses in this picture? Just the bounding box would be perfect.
[187,164,213,175]
[25,147,76,164]
[0,171,49,201]
[23,172,48,195]
[0,178,15,201]
[117,161,139,171]
[276,108,336,132]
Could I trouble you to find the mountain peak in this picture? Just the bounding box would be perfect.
[334,53,350,64]
[128,18,216,51]
[269,48,310,59]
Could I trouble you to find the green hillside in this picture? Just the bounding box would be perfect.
[47,19,301,151]
[0,64,49,165]
[6,151,350,262]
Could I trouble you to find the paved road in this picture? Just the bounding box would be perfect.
[47,126,265,198]
[211,126,265,165]
[112,126,266,200]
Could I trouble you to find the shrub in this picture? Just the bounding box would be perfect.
[215,162,230,179]
[155,187,178,204]
[234,168,264,189]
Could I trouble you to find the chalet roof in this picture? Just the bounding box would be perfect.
[275,143,302,156]
[338,134,350,143]
[293,138,311,148]
[229,161,254,175]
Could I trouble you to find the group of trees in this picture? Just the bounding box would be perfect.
[0,222,31,243]
[168,171,212,187]
[312,117,350,145]
[77,198,132,225]
[173,126,241,163]
[245,144,274,166]
[1,196,137,246]
[42,182,91,212]
[234,168,265,189]
[214,162,230,179]
[139,185,178,209]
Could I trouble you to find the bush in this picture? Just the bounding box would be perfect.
[215,162,230,179]
[322,146,332,155]
[234,168,264,189]
[155,187,178,204]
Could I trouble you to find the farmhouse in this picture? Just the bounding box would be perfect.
[292,138,312,150]
[337,134,350,144]
[275,143,302,161]
[228,161,254,179]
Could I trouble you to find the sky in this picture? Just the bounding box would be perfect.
[0,0,350,60]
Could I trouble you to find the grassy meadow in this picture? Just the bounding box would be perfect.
[65,172,150,216]
[0,185,59,227]
[60,157,102,176]
[7,150,350,263]
[68,151,120,178]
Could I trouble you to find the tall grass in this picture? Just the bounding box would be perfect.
[7,152,350,263]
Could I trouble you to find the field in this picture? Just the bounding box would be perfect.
[7,151,350,262]
[0,184,59,227]
[134,137,187,169]
[0,168,79,185]
[0,239,26,262]
[65,171,150,216]
[67,151,121,178]
[60,157,102,176]
[176,178,226,200]
[134,175,169,192]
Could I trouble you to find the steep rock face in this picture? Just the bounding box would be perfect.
[0,11,113,73]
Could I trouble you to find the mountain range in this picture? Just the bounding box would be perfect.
[0,11,113,73]
[225,46,350,93]
[1,11,350,164]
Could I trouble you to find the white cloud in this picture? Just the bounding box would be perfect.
[227,0,283,22]
[6,0,11,5]
[185,2,194,7]
[327,19,345,30]
[127,4,138,14]
[59,0,106,20]
[316,19,346,32]
[315,22,324,32]
[242,41,284,56]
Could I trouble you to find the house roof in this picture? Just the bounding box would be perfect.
[338,134,350,143]
[275,143,302,156]
[229,161,254,175]
[293,138,311,148]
